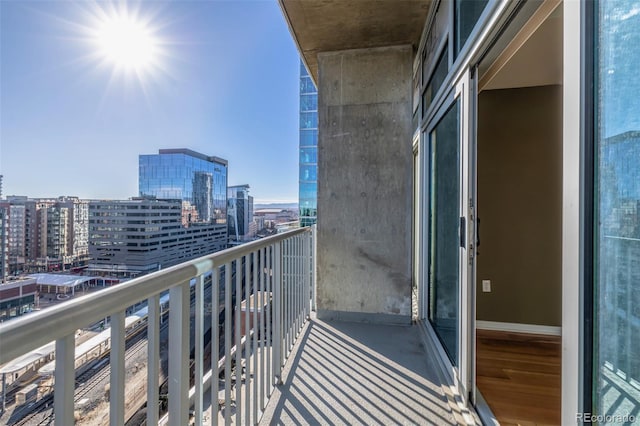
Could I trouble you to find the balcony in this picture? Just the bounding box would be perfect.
[259,318,464,425]
[0,227,468,425]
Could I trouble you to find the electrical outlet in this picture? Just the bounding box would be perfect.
[482,280,491,292]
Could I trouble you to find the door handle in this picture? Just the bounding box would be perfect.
[476,217,480,248]
[460,217,466,248]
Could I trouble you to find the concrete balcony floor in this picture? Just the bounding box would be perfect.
[260,318,464,425]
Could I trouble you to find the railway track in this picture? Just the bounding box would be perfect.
[10,269,238,425]
[76,332,148,403]
[11,325,154,426]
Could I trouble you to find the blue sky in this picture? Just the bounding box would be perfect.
[0,0,301,204]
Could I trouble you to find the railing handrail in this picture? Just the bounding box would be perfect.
[0,227,311,365]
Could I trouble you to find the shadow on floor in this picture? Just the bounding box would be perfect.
[260,318,458,425]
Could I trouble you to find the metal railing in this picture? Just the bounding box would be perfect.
[0,226,316,425]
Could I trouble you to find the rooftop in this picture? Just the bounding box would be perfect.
[28,273,100,288]
[156,148,229,166]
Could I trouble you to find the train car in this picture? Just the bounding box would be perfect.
[0,341,55,391]
[38,292,171,377]
[15,383,38,405]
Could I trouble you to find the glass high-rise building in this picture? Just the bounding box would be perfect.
[139,149,228,252]
[227,184,254,243]
[139,149,228,226]
[299,60,318,227]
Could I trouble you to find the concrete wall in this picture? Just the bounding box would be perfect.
[316,46,413,324]
[476,85,562,326]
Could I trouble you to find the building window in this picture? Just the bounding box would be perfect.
[594,0,640,417]
[422,46,449,118]
[299,183,317,201]
[300,148,317,164]
[300,112,318,129]
[454,0,488,56]
[300,131,317,147]
[299,165,317,182]
[300,94,318,112]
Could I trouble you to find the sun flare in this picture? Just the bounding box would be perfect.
[88,4,165,79]
[96,15,157,71]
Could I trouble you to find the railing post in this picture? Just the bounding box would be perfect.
[252,250,259,423]
[265,246,272,401]
[286,239,292,355]
[298,234,303,329]
[168,281,190,426]
[211,266,220,426]
[195,274,205,426]
[273,241,282,384]
[147,294,160,426]
[224,263,232,426]
[294,236,299,334]
[283,239,288,357]
[54,333,75,426]
[304,231,311,319]
[312,224,317,312]
[235,259,242,426]
[297,235,302,332]
[244,254,251,426]
[110,310,126,426]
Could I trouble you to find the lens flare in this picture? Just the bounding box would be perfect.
[84,2,169,85]
[96,15,157,71]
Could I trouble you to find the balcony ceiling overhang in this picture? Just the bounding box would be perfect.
[279,0,432,83]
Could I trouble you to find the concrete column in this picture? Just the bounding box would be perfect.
[316,45,413,325]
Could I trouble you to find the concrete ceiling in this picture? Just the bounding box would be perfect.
[279,0,432,82]
[480,4,563,91]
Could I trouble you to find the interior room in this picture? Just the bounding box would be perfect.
[474,3,563,424]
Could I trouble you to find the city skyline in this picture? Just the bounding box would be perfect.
[0,1,301,204]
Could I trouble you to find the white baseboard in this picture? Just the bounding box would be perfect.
[476,320,561,336]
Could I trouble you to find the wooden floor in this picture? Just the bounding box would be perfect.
[476,330,561,425]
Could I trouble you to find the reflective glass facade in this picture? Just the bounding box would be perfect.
[594,0,640,416]
[227,185,253,242]
[299,60,317,227]
[139,149,227,226]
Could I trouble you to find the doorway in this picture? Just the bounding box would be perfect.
[473,2,563,423]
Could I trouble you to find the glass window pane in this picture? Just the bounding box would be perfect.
[299,182,317,201]
[595,0,640,417]
[300,148,317,164]
[300,112,318,129]
[428,100,460,365]
[423,47,449,117]
[300,130,318,147]
[455,0,488,55]
[300,76,316,94]
[300,94,318,112]
[299,165,317,182]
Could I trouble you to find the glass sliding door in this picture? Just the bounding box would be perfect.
[428,100,461,364]
[594,0,640,418]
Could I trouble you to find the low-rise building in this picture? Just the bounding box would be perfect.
[0,277,36,321]
[88,198,227,277]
